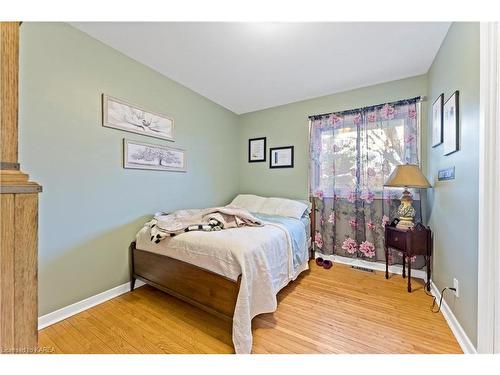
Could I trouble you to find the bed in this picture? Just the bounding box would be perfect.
[129,195,313,353]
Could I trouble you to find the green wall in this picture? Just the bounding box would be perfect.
[19,23,240,316]
[238,75,428,199]
[426,22,480,347]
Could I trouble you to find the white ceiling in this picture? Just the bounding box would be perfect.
[71,22,450,114]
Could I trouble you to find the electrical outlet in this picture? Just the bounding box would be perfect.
[453,278,459,298]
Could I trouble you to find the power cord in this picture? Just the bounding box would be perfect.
[424,281,456,313]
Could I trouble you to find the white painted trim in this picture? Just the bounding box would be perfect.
[430,282,476,354]
[478,21,500,354]
[38,280,145,330]
[316,253,427,280]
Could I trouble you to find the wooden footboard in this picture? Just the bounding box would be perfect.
[129,241,240,321]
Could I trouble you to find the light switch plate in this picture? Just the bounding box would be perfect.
[438,167,455,181]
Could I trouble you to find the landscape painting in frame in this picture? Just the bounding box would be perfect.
[123,139,186,172]
[103,95,174,141]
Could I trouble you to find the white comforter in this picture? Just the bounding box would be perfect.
[136,219,308,354]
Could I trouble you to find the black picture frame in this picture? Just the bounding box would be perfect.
[443,91,459,156]
[248,137,266,163]
[269,146,294,169]
[432,93,444,147]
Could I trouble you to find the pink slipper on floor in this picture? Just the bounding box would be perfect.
[315,257,324,266]
[322,260,333,269]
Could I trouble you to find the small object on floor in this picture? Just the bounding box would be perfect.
[315,257,324,266]
[322,260,333,269]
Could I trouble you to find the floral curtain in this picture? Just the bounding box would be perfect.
[309,98,425,268]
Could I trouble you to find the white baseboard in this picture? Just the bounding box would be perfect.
[38,279,145,330]
[317,253,427,280]
[430,281,477,354]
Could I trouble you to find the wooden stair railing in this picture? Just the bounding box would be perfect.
[0,21,42,353]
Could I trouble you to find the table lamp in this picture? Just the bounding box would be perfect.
[384,164,431,229]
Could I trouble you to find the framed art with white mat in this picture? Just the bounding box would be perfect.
[443,91,459,155]
[248,137,266,162]
[432,93,444,147]
[269,146,294,168]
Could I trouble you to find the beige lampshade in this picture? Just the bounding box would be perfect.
[384,164,431,188]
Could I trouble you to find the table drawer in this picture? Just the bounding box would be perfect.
[386,232,406,251]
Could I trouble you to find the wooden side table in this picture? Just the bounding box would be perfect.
[384,223,432,292]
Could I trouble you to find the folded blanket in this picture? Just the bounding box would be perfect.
[148,205,262,243]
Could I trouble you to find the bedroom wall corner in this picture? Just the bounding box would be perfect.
[237,75,428,201]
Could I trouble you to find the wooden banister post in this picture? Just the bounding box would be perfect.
[0,21,42,354]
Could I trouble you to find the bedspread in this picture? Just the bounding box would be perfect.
[228,219,308,353]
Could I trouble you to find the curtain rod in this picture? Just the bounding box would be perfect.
[308,96,424,120]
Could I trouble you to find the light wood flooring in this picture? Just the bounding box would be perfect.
[38,262,462,354]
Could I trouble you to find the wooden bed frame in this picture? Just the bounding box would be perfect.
[129,202,316,323]
[129,242,240,321]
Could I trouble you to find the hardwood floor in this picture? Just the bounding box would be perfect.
[38,262,462,354]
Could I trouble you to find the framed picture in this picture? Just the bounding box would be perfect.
[123,139,186,172]
[103,95,174,141]
[248,137,266,162]
[269,146,294,169]
[432,94,443,147]
[443,91,459,156]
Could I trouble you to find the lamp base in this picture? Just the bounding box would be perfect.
[396,219,414,230]
[395,188,416,230]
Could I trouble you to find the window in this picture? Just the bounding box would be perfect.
[310,100,420,199]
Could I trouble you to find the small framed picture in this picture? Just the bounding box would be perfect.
[443,91,459,156]
[432,94,443,147]
[270,146,294,169]
[123,139,186,172]
[248,137,266,162]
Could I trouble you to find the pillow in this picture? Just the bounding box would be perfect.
[295,199,312,214]
[230,194,266,213]
[259,197,309,219]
